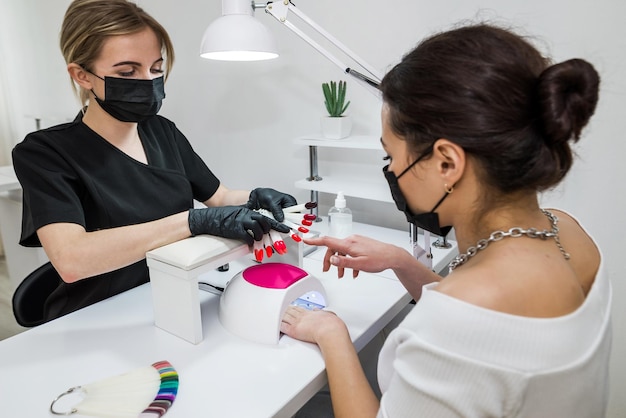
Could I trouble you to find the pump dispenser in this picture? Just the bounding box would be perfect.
[328,191,352,238]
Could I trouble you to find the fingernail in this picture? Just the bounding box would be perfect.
[301,219,313,226]
[275,241,286,254]
[255,249,264,262]
[303,214,316,221]
[330,255,338,265]
[291,234,302,242]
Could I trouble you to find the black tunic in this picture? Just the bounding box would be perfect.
[12,113,220,320]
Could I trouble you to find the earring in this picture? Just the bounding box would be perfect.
[444,184,454,194]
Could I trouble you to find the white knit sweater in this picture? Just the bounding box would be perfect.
[377,236,612,417]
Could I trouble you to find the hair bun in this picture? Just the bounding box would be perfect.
[537,58,600,145]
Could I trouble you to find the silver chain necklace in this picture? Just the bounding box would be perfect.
[448,209,571,272]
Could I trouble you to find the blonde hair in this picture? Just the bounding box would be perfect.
[60,0,175,107]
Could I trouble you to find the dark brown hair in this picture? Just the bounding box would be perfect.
[381,24,599,194]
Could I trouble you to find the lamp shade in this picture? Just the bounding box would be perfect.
[200,14,279,61]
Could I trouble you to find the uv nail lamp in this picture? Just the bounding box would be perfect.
[219,263,327,345]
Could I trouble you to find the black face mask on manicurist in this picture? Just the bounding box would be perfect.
[382,146,453,237]
[89,74,165,122]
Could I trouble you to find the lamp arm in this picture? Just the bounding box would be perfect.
[282,20,351,78]
[262,1,382,94]
[285,4,383,81]
[255,1,432,262]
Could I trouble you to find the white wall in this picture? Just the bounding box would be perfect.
[2,1,625,415]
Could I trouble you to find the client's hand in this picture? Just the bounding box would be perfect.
[245,188,297,222]
[304,235,399,279]
[280,305,347,345]
[188,206,289,245]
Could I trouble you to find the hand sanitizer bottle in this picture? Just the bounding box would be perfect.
[328,191,352,238]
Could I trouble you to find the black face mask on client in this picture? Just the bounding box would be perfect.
[383,146,453,237]
[88,72,165,122]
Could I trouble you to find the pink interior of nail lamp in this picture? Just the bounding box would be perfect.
[242,263,308,289]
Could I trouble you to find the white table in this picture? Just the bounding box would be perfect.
[0,220,457,417]
[0,254,411,417]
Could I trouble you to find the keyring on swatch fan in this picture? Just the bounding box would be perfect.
[50,361,179,417]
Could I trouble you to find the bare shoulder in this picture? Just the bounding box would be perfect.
[434,211,600,318]
[433,262,534,316]
[548,209,601,295]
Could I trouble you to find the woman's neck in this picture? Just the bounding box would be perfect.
[453,194,547,254]
[81,104,147,164]
[82,104,138,145]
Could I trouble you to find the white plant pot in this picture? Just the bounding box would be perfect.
[320,115,352,139]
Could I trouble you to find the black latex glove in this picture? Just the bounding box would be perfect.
[245,188,297,222]
[188,206,290,246]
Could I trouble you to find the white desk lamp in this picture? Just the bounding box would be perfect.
[199,0,278,61]
[200,0,433,268]
[201,0,382,96]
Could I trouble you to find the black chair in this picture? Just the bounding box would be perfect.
[12,262,61,327]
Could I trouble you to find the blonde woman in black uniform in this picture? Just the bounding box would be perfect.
[13,0,295,321]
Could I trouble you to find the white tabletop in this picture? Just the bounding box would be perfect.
[0,252,412,418]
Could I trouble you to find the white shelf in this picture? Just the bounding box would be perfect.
[293,137,459,275]
[294,135,382,150]
[294,135,391,203]
[295,176,392,203]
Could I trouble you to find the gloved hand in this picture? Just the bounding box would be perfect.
[245,188,297,222]
[188,206,290,246]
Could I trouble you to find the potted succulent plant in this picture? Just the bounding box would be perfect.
[321,80,352,139]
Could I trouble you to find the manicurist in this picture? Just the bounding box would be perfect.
[12,0,296,321]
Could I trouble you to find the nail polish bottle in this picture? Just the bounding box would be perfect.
[328,191,352,238]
